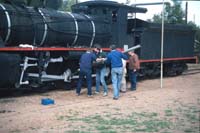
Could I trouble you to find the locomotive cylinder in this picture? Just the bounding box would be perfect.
[0,3,111,47]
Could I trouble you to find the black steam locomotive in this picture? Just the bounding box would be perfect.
[0,1,197,88]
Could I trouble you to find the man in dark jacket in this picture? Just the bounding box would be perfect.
[93,44,108,96]
[76,48,96,97]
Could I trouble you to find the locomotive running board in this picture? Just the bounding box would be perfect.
[27,73,96,82]
[27,71,72,82]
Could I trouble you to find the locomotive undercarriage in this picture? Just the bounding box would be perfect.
[13,50,110,89]
[0,51,191,89]
[19,54,189,88]
[139,61,188,79]
[15,51,81,88]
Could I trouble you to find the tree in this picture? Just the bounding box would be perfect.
[0,0,63,10]
[152,0,185,24]
[0,0,27,4]
[26,0,43,7]
[46,0,63,10]
[60,0,77,12]
[27,0,63,10]
[188,21,200,56]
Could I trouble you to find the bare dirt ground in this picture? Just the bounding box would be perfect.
[0,64,200,133]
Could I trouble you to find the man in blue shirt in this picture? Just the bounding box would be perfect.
[106,45,128,100]
[76,48,96,97]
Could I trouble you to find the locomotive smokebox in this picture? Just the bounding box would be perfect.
[0,3,111,47]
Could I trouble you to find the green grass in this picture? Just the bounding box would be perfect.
[0,99,15,103]
[11,129,21,133]
[56,103,199,133]
[184,128,196,133]
[165,109,173,117]
[197,98,200,105]
[65,130,89,133]
[58,111,172,132]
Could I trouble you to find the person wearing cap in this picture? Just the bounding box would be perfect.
[93,44,108,96]
[76,48,97,97]
[128,51,140,91]
[106,45,128,100]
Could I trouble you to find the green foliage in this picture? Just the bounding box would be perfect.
[152,1,185,24]
[188,21,200,54]
[0,0,63,10]
[0,0,27,4]
[46,0,63,10]
[152,14,162,23]
[28,0,63,10]
[60,0,78,12]
[27,0,43,7]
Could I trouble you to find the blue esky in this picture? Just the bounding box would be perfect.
[80,0,200,26]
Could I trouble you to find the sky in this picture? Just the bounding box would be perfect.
[80,0,200,26]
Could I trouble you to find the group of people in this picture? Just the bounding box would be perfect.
[76,44,140,100]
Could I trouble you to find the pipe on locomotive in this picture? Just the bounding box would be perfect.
[0,3,111,47]
[123,45,141,53]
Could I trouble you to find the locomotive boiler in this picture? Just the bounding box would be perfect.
[0,0,197,88]
[0,2,111,47]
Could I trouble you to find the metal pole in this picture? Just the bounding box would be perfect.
[161,0,165,88]
[185,2,188,24]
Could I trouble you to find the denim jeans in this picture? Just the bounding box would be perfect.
[111,67,123,98]
[76,68,92,95]
[129,70,137,90]
[96,67,108,93]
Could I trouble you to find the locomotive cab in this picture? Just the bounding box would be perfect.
[72,1,147,48]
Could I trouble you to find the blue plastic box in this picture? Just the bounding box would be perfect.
[41,98,55,105]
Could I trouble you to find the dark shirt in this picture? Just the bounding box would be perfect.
[95,51,107,69]
[107,50,128,68]
[80,51,96,70]
[96,51,106,59]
